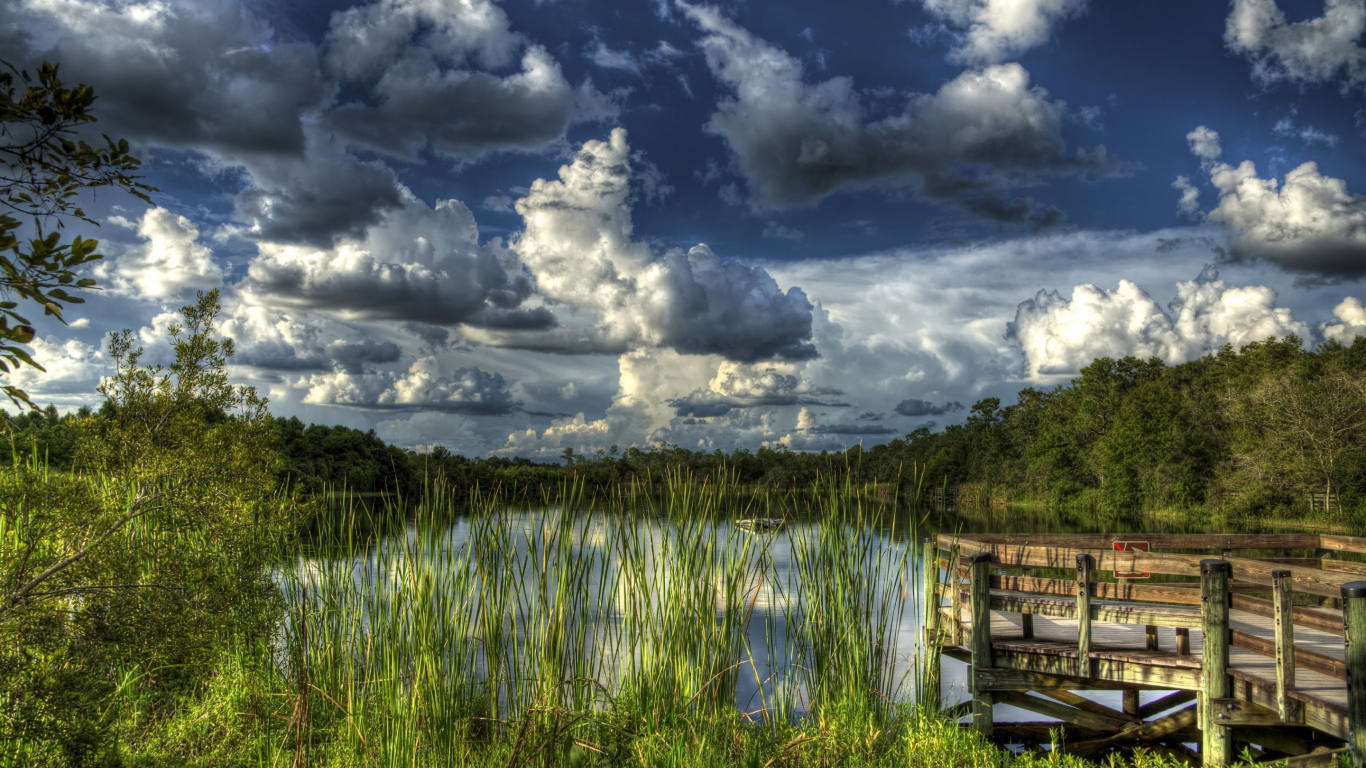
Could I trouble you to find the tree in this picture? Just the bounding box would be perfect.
[0,60,155,408]
[1,291,290,762]
[1242,366,1366,514]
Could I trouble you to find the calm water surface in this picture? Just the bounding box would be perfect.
[294,503,1268,731]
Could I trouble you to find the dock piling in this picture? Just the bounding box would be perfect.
[1201,559,1232,766]
[1272,569,1298,723]
[1343,581,1366,768]
[1076,553,1093,678]
[969,552,994,737]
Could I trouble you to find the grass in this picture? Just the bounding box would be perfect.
[36,469,1208,767]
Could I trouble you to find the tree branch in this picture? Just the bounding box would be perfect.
[1,484,175,612]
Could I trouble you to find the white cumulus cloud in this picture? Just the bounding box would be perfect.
[1008,268,1309,381]
[1323,297,1366,342]
[921,0,1089,65]
[1225,0,1366,90]
[304,357,518,414]
[95,208,223,300]
[511,128,816,361]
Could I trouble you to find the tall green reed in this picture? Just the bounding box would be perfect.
[281,469,923,765]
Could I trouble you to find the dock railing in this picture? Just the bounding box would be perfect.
[925,533,1366,766]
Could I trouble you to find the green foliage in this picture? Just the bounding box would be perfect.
[0,60,156,408]
[0,291,298,765]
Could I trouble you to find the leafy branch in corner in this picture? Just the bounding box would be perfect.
[0,59,157,408]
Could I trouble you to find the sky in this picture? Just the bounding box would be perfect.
[2,0,1365,459]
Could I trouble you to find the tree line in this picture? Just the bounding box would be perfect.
[7,332,1365,520]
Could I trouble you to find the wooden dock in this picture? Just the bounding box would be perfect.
[923,533,1366,766]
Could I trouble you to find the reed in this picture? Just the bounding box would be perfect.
[23,465,1198,766]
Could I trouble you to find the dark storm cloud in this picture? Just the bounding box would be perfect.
[680,3,1129,213]
[5,0,618,248]
[894,398,964,417]
[805,423,897,435]
[320,0,616,160]
[3,0,326,157]
[242,197,551,327]
[232,143,405,246]
[668,392,850,418]
[233,338,401,373]
[324,47,619,160]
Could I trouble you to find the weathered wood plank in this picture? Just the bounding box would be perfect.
[989,723,1116,744]
[1342,581,1366,766]
[980,591,1202,628]
[1064,704,1199,757]
[945,533,1319,551]
[944,537,1356,598]
[1321,559,1366,576]
[1231,629,1345,681]
[1208,697,1282,726]
[995,690,1131,732]
[1318,534,1366,554]
[1139,690,1197,718]
[1279,747,1351,767]
[1232,593,1345,637]
[1274,569,1301,724]
[1076,554,1092,678]
[972,666,1165,691]
[1039,689,1143,725]
[988,647,1204,689]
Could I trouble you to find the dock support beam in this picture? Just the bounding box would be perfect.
[1272,569,1298,723]
[1344,581,1366,768]
[921,538,941,712]
[1076,554,1092,678]
[1201,559,1232,766]
[969,552,994,737]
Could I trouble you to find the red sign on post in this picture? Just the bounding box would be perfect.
[1113,541,1150,579]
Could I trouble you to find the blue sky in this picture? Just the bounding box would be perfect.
[2,0,1364,457]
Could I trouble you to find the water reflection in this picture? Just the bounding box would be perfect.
[285,503,1259,728]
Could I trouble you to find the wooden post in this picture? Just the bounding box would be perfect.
[922,539,941,646]
[949,544,963,646]
[1123,690,1140,718]
[969,552,994,737]
[1076,553,1093,678]
[1146,624,1160,651]
[921,538,942,712]
[1272,569,1298,723]
[1175,627,1190,656]
[1201,559,1233,766]
[1342,580,1366,767]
